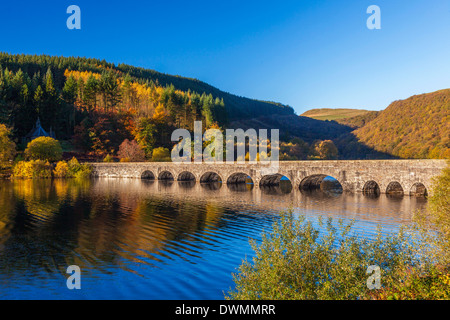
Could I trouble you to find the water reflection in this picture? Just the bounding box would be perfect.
[0,178,428,299]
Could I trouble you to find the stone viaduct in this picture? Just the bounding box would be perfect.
[90,160,447,196]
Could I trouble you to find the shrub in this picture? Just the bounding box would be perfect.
[74,164,92,179]
[24,137,62,162]
[151,147,171,162]
[53,160,70,178]
[226,210,415,300]
[54,157,92,179]
[103,154,114,162]
[428,162,450,244]
[313,140,339,160]
[67,157,81,175]
[118,139,145,162]
[13,160,52,178]
[365,265,450,300]
[120,157,130,162]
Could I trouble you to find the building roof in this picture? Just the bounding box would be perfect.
[25,118,51,139]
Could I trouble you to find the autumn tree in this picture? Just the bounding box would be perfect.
[0,124,16,162]
[118,139,146,162]
[152,147,171,162]
[314,140,339,160]
[25,137,62,162]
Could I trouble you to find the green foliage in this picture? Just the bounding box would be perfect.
[24,137,62,162]
[226,211,414,300]
[13,160,52,178]
[151,147,171,162]
[0,124,16,162]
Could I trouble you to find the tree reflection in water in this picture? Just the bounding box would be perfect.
[0,178,429,299]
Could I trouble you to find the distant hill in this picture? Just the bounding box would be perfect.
[230,114,352,143]
[354,89,450,159]
[335,111,380,129]
[301,108,374,121]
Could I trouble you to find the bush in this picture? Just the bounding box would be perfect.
[74,164,92,179]
[118,139,146,162]
[429,162,450,243]
[53,161,70,178]
[151,147,171,162]
[120,157,130,162]
[103,154,114,162]
[365,265,450,300]
[13,160,52,178]
[24,137,62,162]
[54,157,92,179]
[226,211,415,300]
[313,140,339,160]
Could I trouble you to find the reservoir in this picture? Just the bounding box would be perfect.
[0,178,427,299]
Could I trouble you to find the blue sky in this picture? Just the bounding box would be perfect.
[1,0,449,114]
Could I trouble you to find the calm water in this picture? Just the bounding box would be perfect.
[0,178,427,300]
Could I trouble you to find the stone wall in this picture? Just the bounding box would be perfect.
[91,160,447,195]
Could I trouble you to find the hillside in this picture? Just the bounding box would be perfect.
[230,114,394,160]
[335,111,380,129]
[301,108,373,121]
[354,89,450,159]
[0,53,294,122]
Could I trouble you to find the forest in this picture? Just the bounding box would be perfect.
[0,53,340,161]
[354,89,450,159]
[0,53,231,158]
[0,52,448,162]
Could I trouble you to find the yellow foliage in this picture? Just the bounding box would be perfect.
[13,160,52,178]
[64,70,101,82]
[53,161,70,178]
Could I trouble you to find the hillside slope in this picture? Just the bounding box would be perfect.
[354,89,450,159]
[230,114,394,159]
[301,108,373,121]
[335,111,380,129]
[0,53,294,121]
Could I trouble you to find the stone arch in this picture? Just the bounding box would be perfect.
[410,182,428,197]
[259,173,285,187]
[177,171,196,181]
[362,180,380,196]
[227,172,254,185]
[299,174,343,192]
[158,170,174,181]
[259,173,293,193]
[386,181,404,196]
[200,171,222,183]
[141,170,155,180]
